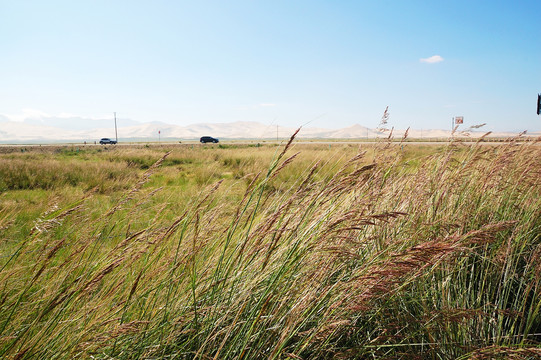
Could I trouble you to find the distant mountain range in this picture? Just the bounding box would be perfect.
[0,116,532,143]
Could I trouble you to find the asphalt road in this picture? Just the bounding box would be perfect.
[0,137,538,149]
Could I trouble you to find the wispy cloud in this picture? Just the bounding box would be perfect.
[237,103,277,110]
[420,55,444,64]
[0,110,115,122]
[1,109,50,122]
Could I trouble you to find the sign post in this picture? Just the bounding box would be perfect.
[452,116,463,136]
[537,94,540,115]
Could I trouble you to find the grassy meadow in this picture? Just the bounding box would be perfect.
[0,136,540,359]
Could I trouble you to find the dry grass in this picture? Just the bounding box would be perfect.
[0,138,540,359]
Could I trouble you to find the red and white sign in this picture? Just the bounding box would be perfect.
[455,116,464,124]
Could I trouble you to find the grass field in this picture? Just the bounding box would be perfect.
[0,136,540,359]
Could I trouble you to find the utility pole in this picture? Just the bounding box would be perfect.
[114,112,118,143]
[276,125,278,142]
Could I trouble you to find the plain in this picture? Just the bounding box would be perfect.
[0,137,540,359]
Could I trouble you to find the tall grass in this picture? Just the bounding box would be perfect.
[0,138,540,359]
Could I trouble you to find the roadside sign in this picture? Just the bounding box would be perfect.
[455,116,464,124]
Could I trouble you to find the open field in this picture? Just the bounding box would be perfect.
[0,136,540,359]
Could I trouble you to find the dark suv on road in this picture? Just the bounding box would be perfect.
[99,138,117,145]
[200,136,219,143]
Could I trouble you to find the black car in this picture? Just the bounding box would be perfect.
[200,136,219,143]
[99,138,117,145]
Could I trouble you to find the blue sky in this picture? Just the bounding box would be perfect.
[1,0,540,132]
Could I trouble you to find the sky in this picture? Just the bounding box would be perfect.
[1,0,540,133]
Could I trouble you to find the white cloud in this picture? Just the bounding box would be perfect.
[0,109,50,122]
[58,112,76,118]
[0,110,114,122]
[258,103,276,107]
[420,55,444,64]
